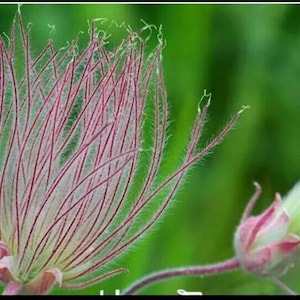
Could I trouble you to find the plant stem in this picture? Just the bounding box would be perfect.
[271,276,296,295]
[122,257,240,295]
[2,281,21,295]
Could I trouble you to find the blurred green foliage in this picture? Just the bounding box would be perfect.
[1,3,300,295]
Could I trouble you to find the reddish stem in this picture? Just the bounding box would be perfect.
[122,257,240,295]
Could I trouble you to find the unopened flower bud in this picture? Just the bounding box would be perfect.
[234,182,300,277]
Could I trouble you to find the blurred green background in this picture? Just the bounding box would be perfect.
[1,3,300,295]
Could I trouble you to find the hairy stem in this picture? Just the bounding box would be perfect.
[122,257,240,295]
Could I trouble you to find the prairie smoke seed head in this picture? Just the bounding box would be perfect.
[0,12,243,295]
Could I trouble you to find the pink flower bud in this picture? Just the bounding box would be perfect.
[234,183,300,277]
